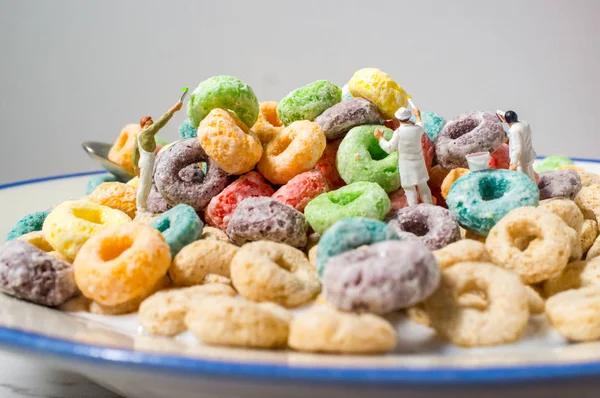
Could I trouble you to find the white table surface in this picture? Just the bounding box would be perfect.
[0,351,119,398]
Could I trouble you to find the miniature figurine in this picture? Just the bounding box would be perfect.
[134,89,187,213]
[498,110,537,182]
[374,106,433,206]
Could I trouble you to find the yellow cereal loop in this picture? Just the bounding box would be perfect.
[42,200,131,260]
[348,68,408,119]
[197,108,263,175]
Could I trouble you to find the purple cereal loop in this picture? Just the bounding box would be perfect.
[154,138,231,212]
[538,169,582,200]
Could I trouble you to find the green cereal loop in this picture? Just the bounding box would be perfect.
[187,75,259,128]
[277,80,342,126]
[336,125,400,192]
[535,155,574,173]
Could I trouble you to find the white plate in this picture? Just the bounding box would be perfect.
[1,162,600,398]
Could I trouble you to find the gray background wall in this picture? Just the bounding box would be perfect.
[0,0,598,184]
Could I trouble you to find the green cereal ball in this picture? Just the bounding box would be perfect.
[277,80,342,126]
[535,155,575,173]
[187,75,259,128]
[304,182,391,234]
[336,125,400,193]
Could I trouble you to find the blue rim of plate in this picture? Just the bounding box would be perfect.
[2,161,600,386]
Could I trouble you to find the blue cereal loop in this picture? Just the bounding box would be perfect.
[6,210,51,241]
[86,174,118,195]
[179,118,197,139]
[150,204,203,257]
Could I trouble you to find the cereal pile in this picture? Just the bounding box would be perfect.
[3,67,600,354]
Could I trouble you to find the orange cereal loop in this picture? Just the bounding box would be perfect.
[74,223,171,306]
[87,182,137,218]
[18,231,53,252]
[251,101,284,144]
[108,124,142,171]
[441,168,470,199]
[197,109,263,175]
[257,120,326,185]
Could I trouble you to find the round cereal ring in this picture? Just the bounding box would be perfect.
[324,240,440,314]
[200,226,230,242]
[42,200,131,260]
[257,121,326,185]
[150,204,203,257]
[272,170,330,212]
[446,169,540,236]
[6,210,50,241]
[435,111,505,169]
[169,240,238,287]
[205,171,274,231]
[486,207,572,284]
[139,284,236,336]
[336,125,399,192]
[308,245,318,268]
[433,239,491,269]
[543,258,600,297]
[304,181,391,234]
[154,138,231,212]
[316,218,400,279]
[385,204,461,250]
[230,241,320,308]
[17,231,54,252]
[347,68,407,119]
[226,197,308,249]
[535,155,575,173]
[73,223,171,306]
[314,97,381,140]
[87,182,137,219]
[582,219,598,254]
[538,169,582,201]
[288,306,397,354]
[423,262,529,347]
[251,101,284,144]
[277,80,342,126]
[107,124,141,171]
[558,165,600,187]
[410,111,447,142]
[314,138,345,189]
[86,174,119,195]
[525,285,545,314]
[185,296,290,348]
[179,118,197,139]
[0,240,78,307]
[575,184,600,221]
[197,108,263,175]
[187,75,259,129]
[538,198,584,261]
[90,276,171,315]
[587,236,600,260]
[545,286,600,342]
[441,168,470,199]
[126,176,140,190]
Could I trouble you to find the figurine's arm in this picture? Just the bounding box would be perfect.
[509,126,522,167]
[378,129,400,154]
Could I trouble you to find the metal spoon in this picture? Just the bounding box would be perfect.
[81,141,135,182]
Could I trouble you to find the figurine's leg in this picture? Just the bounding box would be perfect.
[518,163,537,183]
[405,185,419,206]
[417,182,433,205]
[136,166,153,212]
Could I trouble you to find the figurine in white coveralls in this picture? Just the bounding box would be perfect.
[374,106,432,206]
[500,110,537,182]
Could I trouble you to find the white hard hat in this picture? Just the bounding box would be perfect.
[395,107,411,121]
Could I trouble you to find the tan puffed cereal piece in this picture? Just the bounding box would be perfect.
[17,231,53,252]
[406,304,431,327]
[139,284,236,336]
[126,177,140,190]
[525,285,545,314]
[464,230,486,243]
[170,240,238,287]
[230,241,321,308]
[558,165,600,187]
[308,245,318,268]
[423,262,529,347]
[538,198,584,261]
[433,240,491,270]
[581,220,599,254]
[288,306,397,354]
[185,296,290,348]
[575,185,600,221]
[90,276,172,315]
[588,235,600,260]
[543,258,600,297]
[201,274,232,286]
[545,286,600,342]
[200,226,230,242]
[486,207,572,284]
[132,211,160,225]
